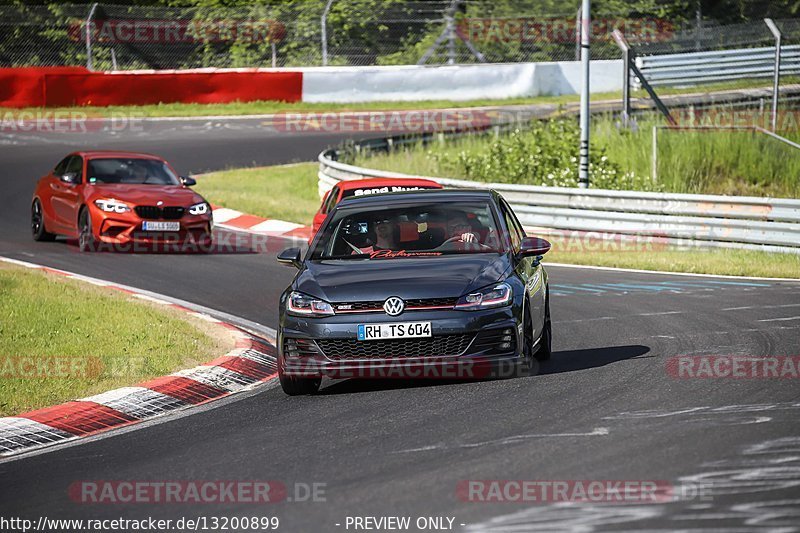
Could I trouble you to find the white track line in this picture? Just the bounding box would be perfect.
[545,262,800,282]
[758,316,800,322]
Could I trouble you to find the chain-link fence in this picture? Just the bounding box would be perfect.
[628,17,800,55]
[0,0,747,70]
[619,16,800,125]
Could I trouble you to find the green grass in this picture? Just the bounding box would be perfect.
[194,163,320,224]
[351,113,800,198]
[0,264,225,416]
[547,247,800,278]
[197,163,799,279]
[596,115,800,197]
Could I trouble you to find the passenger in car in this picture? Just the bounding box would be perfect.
[354,215,399,254]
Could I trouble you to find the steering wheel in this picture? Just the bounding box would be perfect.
[437,233,491,251]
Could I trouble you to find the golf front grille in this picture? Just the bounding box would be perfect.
[332,297,458,313]
[315,334,473,360]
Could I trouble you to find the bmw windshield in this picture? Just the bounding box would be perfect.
[310,201,506,260]
[86,158,181,186]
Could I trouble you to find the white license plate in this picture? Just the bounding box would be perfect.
[357,322,432,341]
[142,221,180,231]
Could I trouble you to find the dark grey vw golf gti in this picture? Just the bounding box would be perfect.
[276,189,552,395]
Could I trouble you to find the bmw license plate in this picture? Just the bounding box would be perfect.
[142,221,180,231]
[357,322,431,341]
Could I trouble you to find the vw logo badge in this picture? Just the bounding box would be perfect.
[383,297,405,316]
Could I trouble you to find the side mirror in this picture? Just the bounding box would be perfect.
[60,172,79,184]
[180,176,197,187]
[520,236,551,258]
[277,247,302,269]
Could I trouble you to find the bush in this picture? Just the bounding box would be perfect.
[427,118,659,191]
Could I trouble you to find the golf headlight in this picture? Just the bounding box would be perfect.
[188,202,209,215]
[456,282,512,310]
[287,291,334,317]
[94,199,130,213]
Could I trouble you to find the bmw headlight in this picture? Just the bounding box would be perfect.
[287,291,334,317]
[188,202,209,216]
[94,199,130,213]
[455,282,512,310]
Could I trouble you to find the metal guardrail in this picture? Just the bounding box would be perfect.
[319,146,800,254]
[635,45,800,87]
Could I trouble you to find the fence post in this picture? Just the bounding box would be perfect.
[765,18,782,132]
[651,125,658,183]
[418,0,461,65]
[321,0,335,66]
[611,29,631,128]
[85,3,99,71]
[575,7,581,61]
[446,2,456,64]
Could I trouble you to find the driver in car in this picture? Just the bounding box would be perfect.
[439,211,490,251]
[129,163,149,183]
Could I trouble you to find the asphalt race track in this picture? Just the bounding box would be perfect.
[1,119,800,532]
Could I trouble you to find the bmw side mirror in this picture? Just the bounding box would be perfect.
[60,172,79,184]
[180,176,197,187]
[278,247,302,269]
[520,236,551,258]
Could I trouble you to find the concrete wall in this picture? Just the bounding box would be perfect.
[301,60,623,103]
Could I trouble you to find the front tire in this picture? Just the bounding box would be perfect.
[78,207,96,252]
[277,354,321,396]
[31,199,56,242]
[520,308,539,377]
[535,296,552,362]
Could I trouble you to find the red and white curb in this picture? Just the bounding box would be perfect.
[0,257,277,457]
[212,204,311,241]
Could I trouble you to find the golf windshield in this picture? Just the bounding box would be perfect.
[310,201,505,260]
